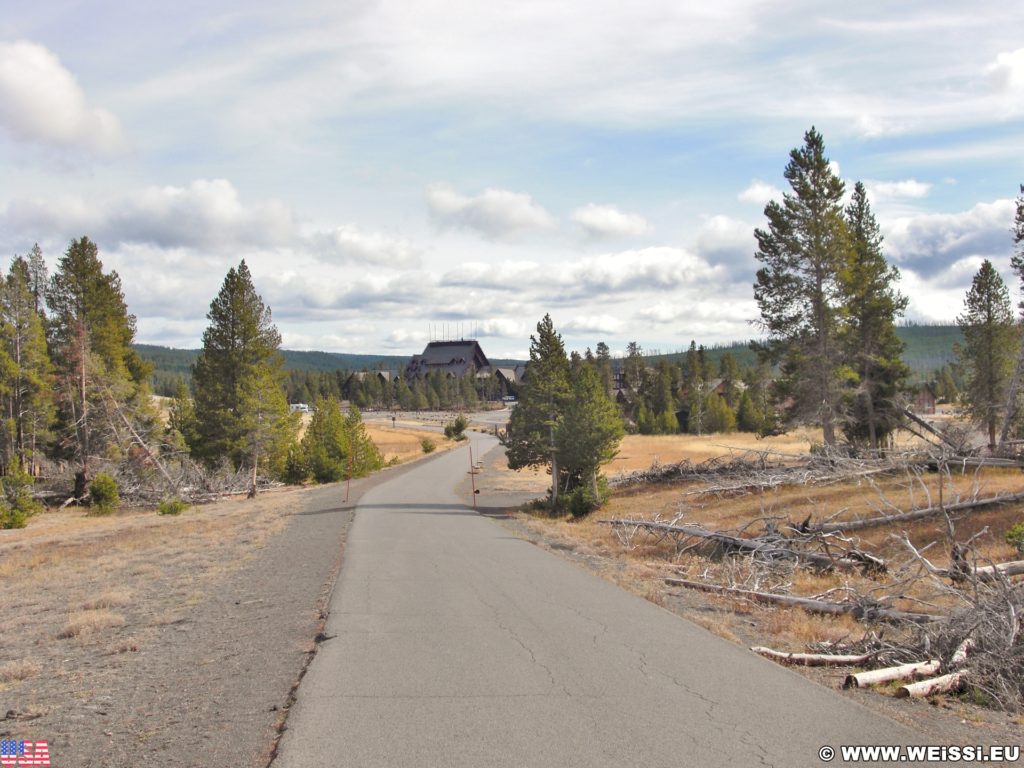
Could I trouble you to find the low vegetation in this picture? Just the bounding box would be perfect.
[88,473,120,514]
[444,413,469,441]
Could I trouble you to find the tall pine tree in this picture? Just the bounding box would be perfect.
[754,127,849,446]
[997,184,1024,449]
[0,257,54,473]
[503,314,571,505]
[47,237,148,495]
[190,261,294,470]
[957,260,1016,449]
[555,363,624,512]
[841,181,909,449]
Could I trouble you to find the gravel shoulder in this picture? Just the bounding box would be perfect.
[1,454,448,768]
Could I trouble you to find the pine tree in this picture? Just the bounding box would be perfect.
[238,362,297,495]
[300,396,348,483]
[957,260,1016,449]
[191,261,290,468]
[594,341,614,398]
[167,379,198,450]
[736,390,764,433]
[344,404,384,477]
[717,352,741,409]
[47,237,147,495]
[555,362,624,512]
[622,341,646,395]
[997,184,1024,449]
[935,366,959,403]
[704,393,737,433]
[841,181,909,449]
[0,257,54,473]
[754,127,849,445]
[503,314,571,505]
[26,244,47,316]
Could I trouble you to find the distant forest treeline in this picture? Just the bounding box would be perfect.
[139,323,962,400]
[138,343,525,399]
[647,324,962,381]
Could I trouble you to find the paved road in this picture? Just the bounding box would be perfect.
[274,433,919,768]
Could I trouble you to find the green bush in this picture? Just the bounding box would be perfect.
[158,497,189,516]
[420,437,436,454]
[89,473,120,514]
[444,414,469,441]
[0,464,41,529]
[569,476,610,518]
[1006,521,1024,555]
[282,443,309,484]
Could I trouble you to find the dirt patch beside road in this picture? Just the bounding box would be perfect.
[1,452,451,768]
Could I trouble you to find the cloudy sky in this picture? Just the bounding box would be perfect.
[1,2,1023,359]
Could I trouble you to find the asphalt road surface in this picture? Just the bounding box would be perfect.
[274,433,920,768]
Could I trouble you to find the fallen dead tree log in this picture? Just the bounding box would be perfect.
[664,577,943,624]
[897,535,1024,582]
[843,660,940,689]
[601,519,885,573]
[897,672,964,699]
[751,647,875,667]
[973,560,1024,579]
[814,490,1024,534]
[902,408,963,452]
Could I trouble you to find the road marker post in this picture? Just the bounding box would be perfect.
[469,444,477,510]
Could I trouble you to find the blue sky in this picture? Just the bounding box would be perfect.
[1,1,1022,358]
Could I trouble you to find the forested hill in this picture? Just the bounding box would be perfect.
[139,324,961,394]
[646,324,962,380]
[137,344,409,378]
[136,344,525,392]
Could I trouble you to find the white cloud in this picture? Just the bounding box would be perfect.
[637,296,756,328]
[425,183,557,240]
[384,328,429,347]
[986,48,1024,91]
[308,225,420,268]
[854,114,908,138]
[884,198,1016,276]
[1,179,420,268]
[738,180,782,205]
[867,179,932,200]
[695,215,755,271]
[571,204,651,239]
[562,315,623,335]
[475,318,526,338]
[440,246,719,301]
[0,40,125,154]
[113,179,295,249]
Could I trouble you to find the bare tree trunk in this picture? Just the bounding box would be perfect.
[843,660,940,689]
[998,337,1024,453]
[249,450,259,498]
[664,577,942,623]
[896,672,963,699]
[751,647,875,667]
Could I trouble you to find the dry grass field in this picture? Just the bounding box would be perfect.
[364,423,456,464]
[605,430,816,473]
[0,489,297,702]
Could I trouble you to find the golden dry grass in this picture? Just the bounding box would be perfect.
[606,430,816,473]
[365,423,458,464]
[81,587,133,610]
[0,658,40,684]
[58,609,127,639]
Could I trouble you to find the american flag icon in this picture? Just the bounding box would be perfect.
[0,740,50,767]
